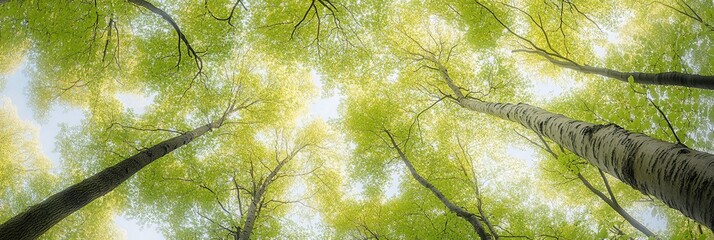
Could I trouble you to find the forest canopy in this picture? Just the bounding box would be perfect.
[0,0,713,239]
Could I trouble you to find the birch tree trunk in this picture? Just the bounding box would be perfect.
[386,131,492,240]
[455,97,714,229]
[427,57,714,229]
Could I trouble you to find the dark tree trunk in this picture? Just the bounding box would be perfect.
[516,49,714,90]
[0,123,216,240]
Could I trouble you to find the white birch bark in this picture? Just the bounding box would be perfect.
[457,98,714,229]
[427,55,714,229]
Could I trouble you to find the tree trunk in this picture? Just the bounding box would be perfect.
[524,132,655,237]
[0,123,217,240]
[386,131,491,240]
[430,58,714,229]
[238,149,294,240]
[239,197,260,240]
[454,97,714,229]
[516,49,714,90]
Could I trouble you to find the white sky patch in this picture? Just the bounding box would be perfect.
[384,165,404,200]
[283,176,327,236]
[506,145,537,169]
[593,45,607,60]
[525,68,586,103]
[629,203,668,234]
[1,61,83,174]
[528,77,570,102]
[114,215,164,240]
[306,70,342,122]
[344,181,365,201]
[606,30,621,45]
[386,69,399,83]
[116,92,154,115]
[309,95,341,121]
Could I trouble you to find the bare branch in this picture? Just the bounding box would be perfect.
[106,122,186,135]
[196,210,236,234]
[128,0,203,74]
[646,98,684,145]
[204,0,245,27]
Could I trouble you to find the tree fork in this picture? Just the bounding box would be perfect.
[577,173,655,237]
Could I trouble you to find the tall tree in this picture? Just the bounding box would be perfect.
[329,74,591,238]
[0,101,120,239]
[405,44,714,230]
[131,121,329,239]
[0,99,248,240]
[2,0,713,237]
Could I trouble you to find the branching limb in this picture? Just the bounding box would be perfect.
[198,183,233,218]
[196,210,236,234]
[655,0,714,32]
[204,0,246,27]
[598,169,618,206]
[405,96,446,146]
[102,18,114,62]
[628,85,686,146]
[106,122,186,135]
[127,0,203,73]
[646,98,684,146]
[577,173,656,237]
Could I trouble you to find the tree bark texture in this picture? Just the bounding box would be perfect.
[456,97,714,230]
[238,196,260,240]
[519,49,714,90]
[386,131,492,240]
[0,123,215,240]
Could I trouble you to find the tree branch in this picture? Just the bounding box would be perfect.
[127,0,203,73]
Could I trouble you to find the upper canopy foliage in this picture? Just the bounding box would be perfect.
[0,0,712,239]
